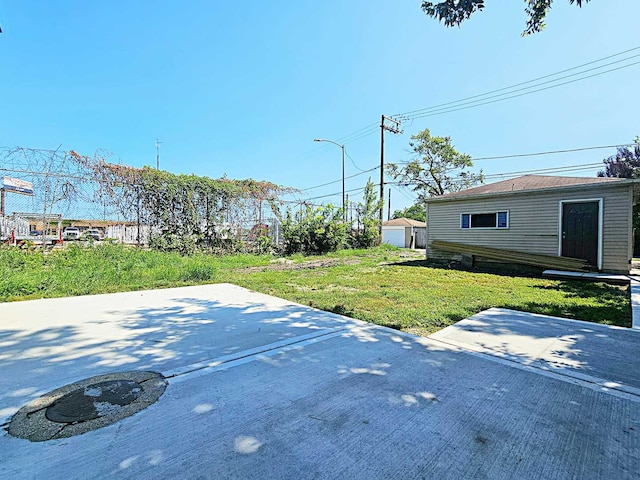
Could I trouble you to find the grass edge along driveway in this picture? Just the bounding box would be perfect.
[0,244,630,335]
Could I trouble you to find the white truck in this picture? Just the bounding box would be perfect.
[63,227,81,240]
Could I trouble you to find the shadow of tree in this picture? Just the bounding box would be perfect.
[0,289,361,422]
[432,308,640,389]
[2,286,639,479]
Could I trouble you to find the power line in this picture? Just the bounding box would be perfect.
[405,60,640,120]
[471,143,636,161]
[289,160,607,206]
[295,47,640,182]
[335,122,379,144]
[483,162,603,179]
[345,150,368,172]
[406,55,640,118]
[304,186,367,201]
[395,46,640,118]
[391,183,416,201]
[285,47,640,183]
[388,162,606,190]
[297,142,631,199]
[394,142,635,165]
[337,126,380,146]
[298,166,378,192]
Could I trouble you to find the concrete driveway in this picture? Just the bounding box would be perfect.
[1,284,638,479]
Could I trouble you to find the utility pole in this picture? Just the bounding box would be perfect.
[345,193,350,226]
[379,115,402,233]
[388,188,391,221]
[156,138,162,170]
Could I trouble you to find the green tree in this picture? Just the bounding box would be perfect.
[597,137,640,255]
[350,179,383,248]
[392,204,426,222]
[421,0,591,36]
[387,128,483,202]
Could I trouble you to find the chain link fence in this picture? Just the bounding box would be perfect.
[0,147,284,251]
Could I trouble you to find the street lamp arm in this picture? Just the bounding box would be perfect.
[314,138,344,149]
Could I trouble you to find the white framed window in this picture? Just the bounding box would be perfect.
[460,211,509,229]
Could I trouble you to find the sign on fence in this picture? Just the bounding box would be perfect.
[2,177,34,195]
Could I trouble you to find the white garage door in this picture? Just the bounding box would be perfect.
[382,227,405,247]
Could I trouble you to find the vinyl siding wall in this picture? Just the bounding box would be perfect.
[426,184,633,273]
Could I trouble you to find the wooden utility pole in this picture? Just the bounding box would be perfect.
[388,188,391,221]
[379,115,402,232]
[156,138,162,170]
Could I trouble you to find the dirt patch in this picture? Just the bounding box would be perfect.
[240,258,360,273]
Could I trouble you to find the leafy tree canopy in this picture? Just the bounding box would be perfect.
[597,137,640,179]
[387,128,483,202]
[392,204,426,222]
[597,137,640,255]
[421,0,591,36]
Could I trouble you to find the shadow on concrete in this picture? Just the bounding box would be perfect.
[1,290,636,419]
[2,287,640,479]
[430,308,640,390]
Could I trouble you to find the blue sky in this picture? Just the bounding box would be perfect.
[1,1,639,214]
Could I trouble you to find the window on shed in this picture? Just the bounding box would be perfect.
[471,213,496,228]
[461,211,509,229]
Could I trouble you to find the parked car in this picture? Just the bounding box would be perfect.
[83,228,102,241]
[63,227,81,240]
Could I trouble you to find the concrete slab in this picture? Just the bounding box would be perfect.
[631,279,640,330]
[0,283,357,422]
[1,285,639,479]
[543,269,632,285]
[430,308,640,396]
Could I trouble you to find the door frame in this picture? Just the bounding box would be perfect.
[557,198,603,270]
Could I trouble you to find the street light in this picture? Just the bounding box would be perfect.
[314,138,345,221]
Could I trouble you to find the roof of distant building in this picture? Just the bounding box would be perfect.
[382,217,426,227]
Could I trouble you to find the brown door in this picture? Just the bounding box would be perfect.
[561,201,599,267]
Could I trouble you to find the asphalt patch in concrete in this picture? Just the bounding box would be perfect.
[7,371,166,442]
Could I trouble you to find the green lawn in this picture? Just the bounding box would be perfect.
[0,243,631,335]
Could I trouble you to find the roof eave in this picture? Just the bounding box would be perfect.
[424,178,640,204]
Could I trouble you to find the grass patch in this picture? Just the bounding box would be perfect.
[0,244,630,334]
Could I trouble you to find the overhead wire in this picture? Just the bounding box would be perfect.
[290,47,640,188]
[290,47,640,203]
[345,150,368,172]
[299,161,605,204]
[470,143,636,162]
[293,141,632,202]
[394,46,640,119]
[388,162,608,190]
[334,122,379,144]
[404,60,640,120]
[394,142,636,165]
[390,183,416,202]
[297,166,379,192]
[304,186,368,201]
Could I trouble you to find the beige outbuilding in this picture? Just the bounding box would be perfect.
[382,217,426,248]
[425,175,640,273]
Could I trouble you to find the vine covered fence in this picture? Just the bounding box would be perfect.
[0,147,289,253]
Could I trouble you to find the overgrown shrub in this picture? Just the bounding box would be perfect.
[281,180,383,255]
[282,204,348,255]
[348,179,382,249]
